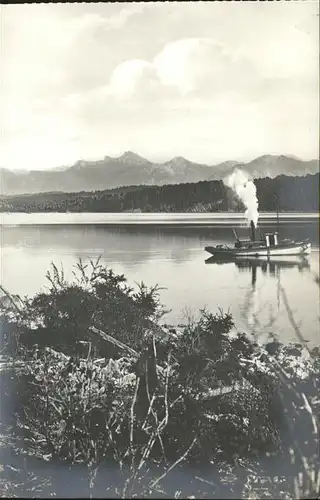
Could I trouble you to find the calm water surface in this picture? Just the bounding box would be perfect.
[1,214,319,346]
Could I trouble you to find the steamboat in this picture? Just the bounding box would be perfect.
[205,221,311,258]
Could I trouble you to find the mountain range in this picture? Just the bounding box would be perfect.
[0,152,318,196]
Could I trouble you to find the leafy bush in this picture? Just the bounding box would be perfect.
[1,259,319,498]
[5,258,167,358]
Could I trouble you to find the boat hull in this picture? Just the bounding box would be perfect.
[205,241,311,258]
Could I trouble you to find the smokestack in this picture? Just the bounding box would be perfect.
[250,220,255,242]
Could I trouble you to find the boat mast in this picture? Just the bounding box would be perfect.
[276,193,280,236]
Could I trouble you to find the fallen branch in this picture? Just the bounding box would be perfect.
[88,326,139,358]
[0,284,23,312]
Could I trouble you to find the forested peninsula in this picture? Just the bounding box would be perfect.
[1,173,318,213]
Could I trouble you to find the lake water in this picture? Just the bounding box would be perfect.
[1,213,319,346]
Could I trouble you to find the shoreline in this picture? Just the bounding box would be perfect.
[1,211,319,227]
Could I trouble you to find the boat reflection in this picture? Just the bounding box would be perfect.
[205,255,311,287]
[205,255,311,343]
[205,255,310,270]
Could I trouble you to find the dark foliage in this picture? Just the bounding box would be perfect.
[11,259,166,358]
[0,260,319,498]
[0,173,318,213]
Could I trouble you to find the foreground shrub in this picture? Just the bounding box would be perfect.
[1,259,319,498]
[1,258,167,358]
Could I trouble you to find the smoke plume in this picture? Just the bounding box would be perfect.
[224,168,259,227]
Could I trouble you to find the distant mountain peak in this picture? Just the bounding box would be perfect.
[253,154,280,162]
[1,153,318,196]
[172,156,187,162]
[285,154,302,161]
[251,154,298,163]
[118,151,149,164]
[165,156,190,166]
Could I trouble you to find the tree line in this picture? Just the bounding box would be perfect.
[0,173,318,213]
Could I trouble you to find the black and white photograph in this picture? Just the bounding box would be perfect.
[0,0,319,498]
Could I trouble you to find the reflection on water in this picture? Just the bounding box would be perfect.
[206,255,311,282]
[0,222,319,345]
[205,255,315,344]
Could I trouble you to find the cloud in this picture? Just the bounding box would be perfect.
[1,1,318,170]
[155,38,230,95]
[102,3,147,30]
[106,37,258,101]
[2,4,148,99]
[108,59,160,99]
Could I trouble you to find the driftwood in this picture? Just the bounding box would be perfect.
[88,325,170,384]
[88,326,140,358]
[88,318,174,358]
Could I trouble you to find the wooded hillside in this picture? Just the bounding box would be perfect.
[1,173,318,213]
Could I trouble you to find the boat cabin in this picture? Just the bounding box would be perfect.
[249,220,279,248]
[264,232,278,247]
[233,221,279,249]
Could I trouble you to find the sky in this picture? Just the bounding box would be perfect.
[1,1,319,171]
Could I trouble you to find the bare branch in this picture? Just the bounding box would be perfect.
[149,436,198,491]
